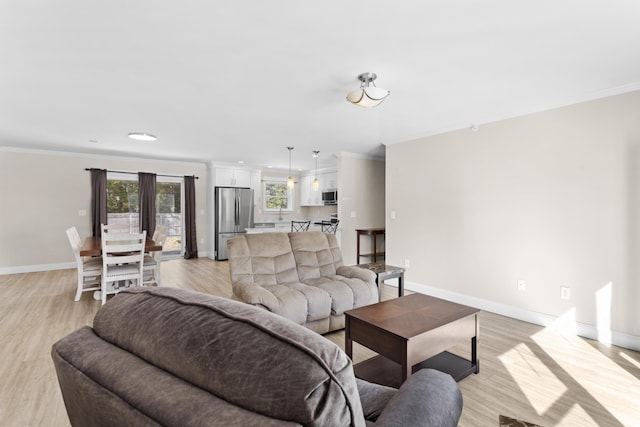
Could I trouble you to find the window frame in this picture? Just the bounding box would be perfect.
[263,180,294,212]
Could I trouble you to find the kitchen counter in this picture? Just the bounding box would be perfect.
[246,220,338,234]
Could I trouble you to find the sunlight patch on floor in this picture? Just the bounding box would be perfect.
[531,326,640,426]
[620,351,640,370]
[499,342,567,414]
[546,307,578,335]
[556,403,596,427]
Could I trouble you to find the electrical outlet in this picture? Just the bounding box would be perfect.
[561,286,571,300]
[517,280,526,292]
[404,258,410,269]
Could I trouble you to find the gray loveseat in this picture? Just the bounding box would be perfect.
[227,231,378,333]
[52,287,463,426]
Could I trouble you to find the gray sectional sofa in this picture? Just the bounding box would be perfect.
[227,231,379,333]
[52,287,463,426]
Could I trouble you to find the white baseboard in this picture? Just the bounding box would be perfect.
[392,280,640,352]
[0,251,211,276]
[0,262,76,275]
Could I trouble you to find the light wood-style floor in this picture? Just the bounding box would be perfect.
[2,258,639,426]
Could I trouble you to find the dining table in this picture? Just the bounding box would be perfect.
[80,236,163,257]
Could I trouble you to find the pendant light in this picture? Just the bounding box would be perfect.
[287,147,295,189]
[312,150,320,191]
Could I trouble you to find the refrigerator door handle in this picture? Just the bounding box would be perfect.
[235,191,240,231]
[236,191,241,231]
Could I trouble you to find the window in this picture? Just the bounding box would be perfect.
[106,173,184,255]
[155,179,183,255]
[106,174,139,232]
[264,181,293,211]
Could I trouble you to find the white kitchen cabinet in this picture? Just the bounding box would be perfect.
[300,174,322,206]
[215,167,252,188]
[300,169,337,206]
[322,171,337,190]
[251,170,261,206]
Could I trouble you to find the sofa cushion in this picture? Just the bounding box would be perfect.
[227,233,299,285]
[93,287,366,427]
[288,231,343,282]
[289,232,377,315]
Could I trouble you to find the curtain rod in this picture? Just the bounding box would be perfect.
[85,168,199,179]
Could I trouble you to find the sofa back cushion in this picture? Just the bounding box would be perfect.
[289,231,344,282]
[227,233,299,285]
[93,287,365,427]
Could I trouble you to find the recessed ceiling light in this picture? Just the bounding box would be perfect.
[238,160,245,164]
[128,132,157,141]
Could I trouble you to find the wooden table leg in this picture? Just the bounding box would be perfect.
[372,233,377,263]
[345,317,353,359]
[401,345,410,383]
[471,336,479,373]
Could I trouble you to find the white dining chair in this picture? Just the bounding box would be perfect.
[153,225,168,242]
[100,226,146,305]
[66,226,102,301]
[102,223,130,234]
[142,230,167,286]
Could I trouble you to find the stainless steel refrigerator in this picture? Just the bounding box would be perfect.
[215,187,254,260]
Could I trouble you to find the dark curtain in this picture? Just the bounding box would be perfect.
[138,172,156,236]
[184,175,198,259]
[90,168,107,237]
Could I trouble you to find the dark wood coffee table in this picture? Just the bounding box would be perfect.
[345,293,479,388]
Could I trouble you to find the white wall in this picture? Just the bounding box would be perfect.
[338,154,385,264]
[386,90,640,343]
[0,149,208,272]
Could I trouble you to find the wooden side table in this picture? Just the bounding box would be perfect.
[356,262,404,301]
[356,228,385,264]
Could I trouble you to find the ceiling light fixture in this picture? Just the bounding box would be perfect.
[287,147,295,189]
[128,132,157,141]
[312,150,320,191]
[346,72,390,108]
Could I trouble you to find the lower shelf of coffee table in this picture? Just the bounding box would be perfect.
[353,351,478,388]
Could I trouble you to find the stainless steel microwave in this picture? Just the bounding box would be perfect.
[322,190,337,205]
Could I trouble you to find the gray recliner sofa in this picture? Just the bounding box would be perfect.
[51,287,463,426]
[227,231,378,333]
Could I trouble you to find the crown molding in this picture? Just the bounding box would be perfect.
[1,146,208,167]
[384,83,640,146]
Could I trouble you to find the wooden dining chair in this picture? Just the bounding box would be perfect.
[66,227,102,301]
[100,226,146,305]
[142,230,167,286]
[291,220,311,232]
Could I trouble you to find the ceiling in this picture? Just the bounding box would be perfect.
[1,1,640,172]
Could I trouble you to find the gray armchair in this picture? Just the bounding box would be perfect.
[52,287,463,426]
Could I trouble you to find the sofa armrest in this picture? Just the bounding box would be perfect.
[232,281,279,311]
[373,369,462,427]
[336,265,377,283]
